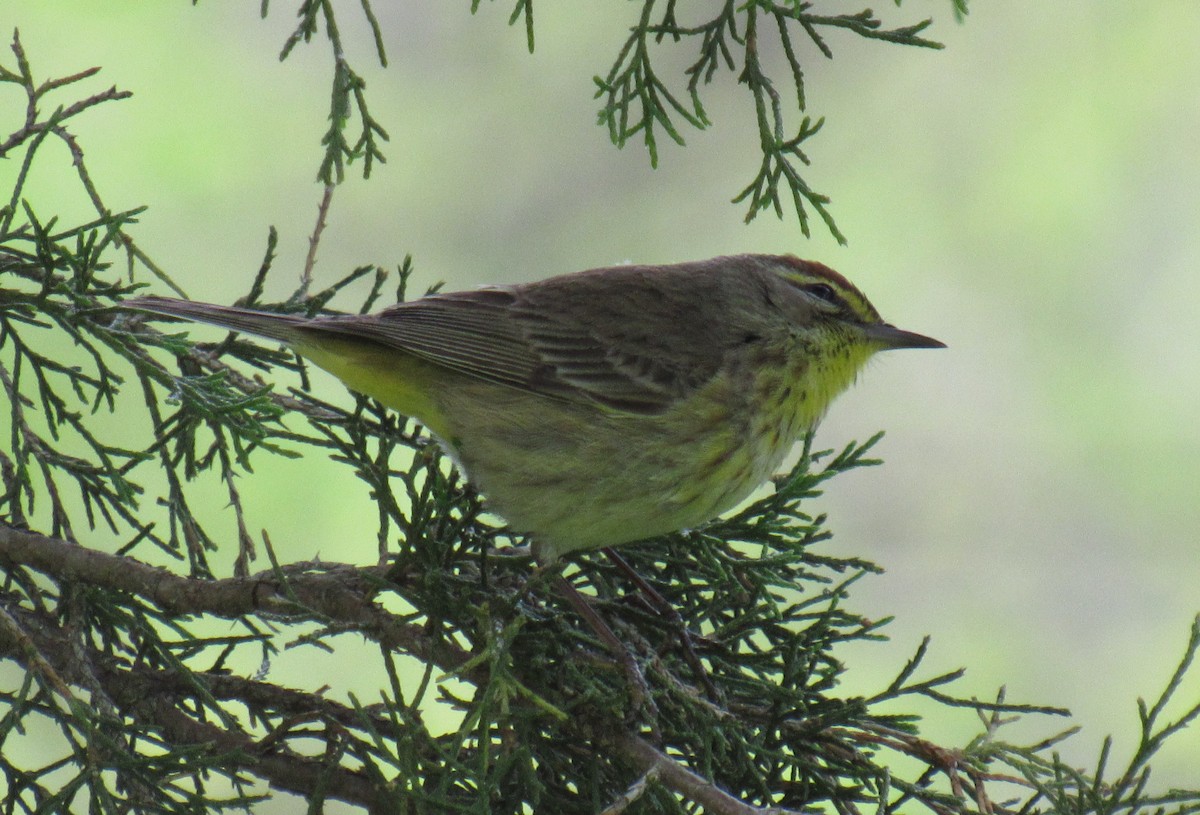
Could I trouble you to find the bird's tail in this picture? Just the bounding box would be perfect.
[127,296,310,344]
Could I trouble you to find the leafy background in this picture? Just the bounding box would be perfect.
[3,0,1198,796]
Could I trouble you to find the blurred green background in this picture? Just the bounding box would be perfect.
[4,0,1198,803]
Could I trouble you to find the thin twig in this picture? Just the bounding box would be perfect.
[300,182,336,297]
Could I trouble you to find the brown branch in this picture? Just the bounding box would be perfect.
[134,693,386,809]
[613,732,803,815]
[0,603,76,702]
[0,524,471,672]
[0,602,390,811]
[1,522,821,814]
[300,182,336,296]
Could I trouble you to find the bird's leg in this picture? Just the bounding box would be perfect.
[602,547,721,702]
[547,570,658,724]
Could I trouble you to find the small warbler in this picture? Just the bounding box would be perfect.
[131,254,943,562]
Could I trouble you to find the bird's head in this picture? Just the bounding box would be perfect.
[765,255,945,354]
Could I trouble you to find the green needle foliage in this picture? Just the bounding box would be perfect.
[589,1,948,243]
[480,0,958,243]
[3,10,1200,815]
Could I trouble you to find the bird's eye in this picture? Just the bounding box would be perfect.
[804,283,839,305]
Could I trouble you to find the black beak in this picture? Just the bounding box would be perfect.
[863,323,946,350]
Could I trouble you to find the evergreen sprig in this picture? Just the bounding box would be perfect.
[272,0,390,183]
[593,1,953,243]
[472,0,537,53]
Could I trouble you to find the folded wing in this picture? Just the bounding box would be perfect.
[303,268,730,415]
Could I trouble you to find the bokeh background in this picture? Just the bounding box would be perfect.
[4,0,1198,802]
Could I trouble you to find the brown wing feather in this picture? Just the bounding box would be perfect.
[299,261,744,415]
[512,263,735,410]
[300,288,554,397]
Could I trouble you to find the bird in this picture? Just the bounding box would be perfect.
[129,254,944,563]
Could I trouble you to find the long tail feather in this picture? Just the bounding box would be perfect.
[127,296,309,344]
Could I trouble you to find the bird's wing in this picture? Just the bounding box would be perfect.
[301,268,732,415]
